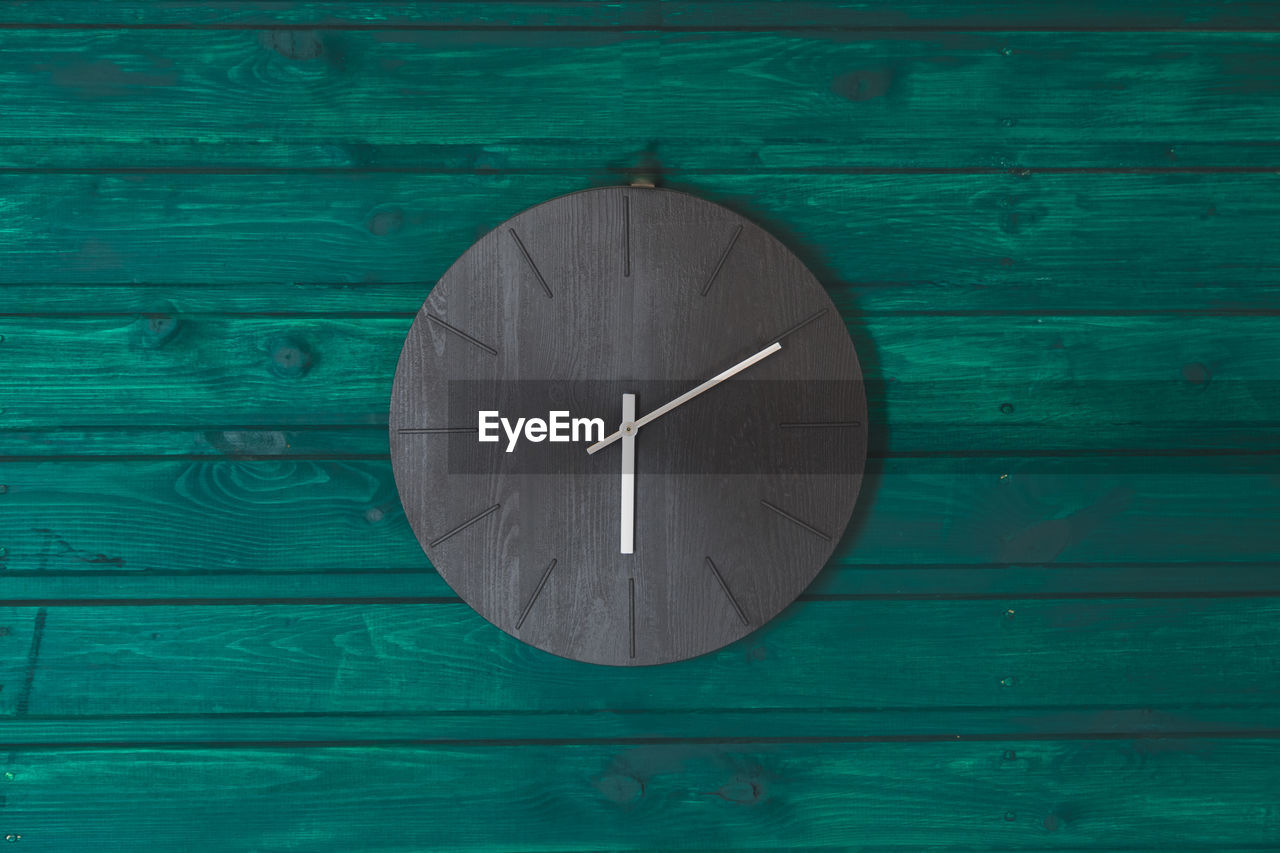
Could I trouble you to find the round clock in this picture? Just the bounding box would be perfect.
[390,185,867,666]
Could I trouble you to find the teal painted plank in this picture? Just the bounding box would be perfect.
[0,610,38,716]
[4,740,1280,851]
[3,280,1280,319]
[3,173,1278,314]
[0,570,458,601]
[0,315,1276,428]
[0,283,434,316]
[15,598,1280,713]
[0,1,659,28]
[2,32,1280,169]
[0,427,393,459]
[2,1,1277,29]
[659,0,1280,30]
[1,424,1278,458]
[3,139,1275,171]
[4,561,1280,602]
[3,740,1277,851]
[0,704,1274,746]
[1,459,1278,574]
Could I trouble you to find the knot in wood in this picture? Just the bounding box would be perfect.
[258,30,326,61]
[366,206,404,237]
[140,310,181,348]
[268,336,313,379]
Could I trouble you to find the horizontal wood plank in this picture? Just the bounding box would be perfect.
[4,6,1276,847]
[2,704,1276,746]
[6,140,1279,171]
[0,426,394,459]
[10,598,1280,714]
[4,739,1280,850]
[0,315,1276,430]
[4,173,1279,314]
[0,609,38,716]
[2,424,1279,458]
[3,561,1280,602]
[3,1,1279,29]
[2,32,1280,169]
[1,458,1277,575]
[0,2,659,28]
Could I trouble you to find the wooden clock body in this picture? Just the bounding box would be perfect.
[390,186,867,666]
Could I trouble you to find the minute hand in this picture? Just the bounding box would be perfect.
[586,342,782,454]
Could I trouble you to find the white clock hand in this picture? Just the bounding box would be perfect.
[620,393,636,554]
[587,341,782,455]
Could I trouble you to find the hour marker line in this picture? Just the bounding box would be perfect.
[425,312,498,356]
[774,308,828,343]
[705,556,749,625]
[397,427,478,434]
[515,558,558,630]
[779,421,861,429]
[623,195,631,278]
[700,224,743,297]
[429,503,500,547]
[761,500,832,542]
[508,228,553,299]
[628,577,636,659]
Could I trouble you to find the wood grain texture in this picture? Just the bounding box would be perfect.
[3,1,1278,28]
[4,172,1280,314]
[0,315,1276,430]
[0,1,663,28]
[3,740,1280,851]
[5,561,1280,603]
[0,426,396,459]
[9,598,1280,714]
[3,422,1278,458]
[2,704,1277,746]
[4,1,1279,846]
[390,186,866,665]
[1,31,1280,169]
[2,459,1278,578]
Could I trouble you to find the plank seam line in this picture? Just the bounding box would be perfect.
[0,560,1275,575]
[10,310,1280,320]
[3,730,1279,752]
[14,701,1280,719]
[3,590,1280,607]
[2,24,1280,33]
[6,426,1280,435]
[8,453,1277,466]
[4,167,1280,175]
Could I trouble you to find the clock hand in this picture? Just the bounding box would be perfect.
[620,393,636,554]
[587,341,781,454]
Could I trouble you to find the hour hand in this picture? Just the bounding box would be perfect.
[620,393,636,554]
[587,341,781,454]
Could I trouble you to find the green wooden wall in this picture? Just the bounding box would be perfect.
[2,1,1279,849]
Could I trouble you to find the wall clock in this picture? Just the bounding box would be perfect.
[390,186,867,666]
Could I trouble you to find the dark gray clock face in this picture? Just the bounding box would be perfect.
[390,186,866,666]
